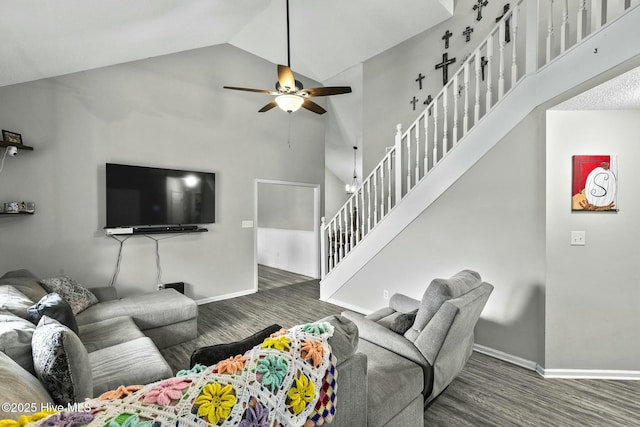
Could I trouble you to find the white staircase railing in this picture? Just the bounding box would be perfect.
[321,0,639,279]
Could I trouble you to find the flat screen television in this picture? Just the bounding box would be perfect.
[106,163,215,228]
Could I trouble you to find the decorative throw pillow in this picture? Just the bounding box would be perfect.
[0,311,36,374]
[0,285,34,320]
[0,351,53,420]
[38,276,98,315]
[190,324,282,368]
[31,316,92,405]
[389,310,418,335]
[27,293,79,335]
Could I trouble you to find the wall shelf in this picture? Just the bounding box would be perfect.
[0,141,33,150]
[0,212,34,215]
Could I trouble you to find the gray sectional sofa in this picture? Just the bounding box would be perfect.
[0,269,197,419]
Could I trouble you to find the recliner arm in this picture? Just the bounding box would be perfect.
[342,311,429,369]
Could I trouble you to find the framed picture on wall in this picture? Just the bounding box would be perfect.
[571,155,618,211]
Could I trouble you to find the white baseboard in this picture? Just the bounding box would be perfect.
[538,367,640,380]
[474,344,640,380]
[324,298,373,315]
[473,344,539,371]
[196,288,256,305]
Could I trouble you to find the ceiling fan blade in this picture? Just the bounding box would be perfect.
[277,64,296,90]
[223,86,278,96]
[258,101,278,113]
[301,86,353,97]
[301,99,327,115]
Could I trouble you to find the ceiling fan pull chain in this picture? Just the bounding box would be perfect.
[287,113,292,149]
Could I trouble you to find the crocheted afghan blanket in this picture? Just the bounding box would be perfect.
[32,321,338,427]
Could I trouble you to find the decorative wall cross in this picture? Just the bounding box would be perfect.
[463,26,474,42]
[415,73,426,90]
[496,3,511,43]
[435,53,456,86]
[473,0,489,21]
[481,56,488,80]
[442,30,453,49]
[410,96,419,110]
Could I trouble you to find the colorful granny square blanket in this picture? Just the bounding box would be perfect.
[31,321,338,427]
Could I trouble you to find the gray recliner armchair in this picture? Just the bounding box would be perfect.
[342,270,493,426]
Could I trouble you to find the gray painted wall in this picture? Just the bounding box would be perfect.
[334,112,547,364]
[546,110,640,370]
[0,44,325,300]
[257,183,314,231]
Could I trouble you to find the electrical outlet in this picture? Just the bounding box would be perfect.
[383,290,389,300]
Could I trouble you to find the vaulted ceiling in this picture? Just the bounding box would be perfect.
[0,0,453,88]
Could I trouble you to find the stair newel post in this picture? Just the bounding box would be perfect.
[577,1,587,42]
[560,0,570,53]
[474,50,482,123]
[498,20,506,99]
[452,73,459,146]
[486,35,494,111]
[394,124,403,202]
[511,5,519,87]
[320,217,327,278]
[546,0,555,63]
[463,61,470,134]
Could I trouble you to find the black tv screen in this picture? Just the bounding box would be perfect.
[106,163,215,228]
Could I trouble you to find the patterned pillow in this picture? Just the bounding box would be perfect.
[32,316,93,405]
[38,276,98,315]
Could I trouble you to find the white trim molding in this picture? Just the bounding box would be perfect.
[538,368,640,381]
[324,298,373,316]
[196,289,256,305]
[473,344,539,372]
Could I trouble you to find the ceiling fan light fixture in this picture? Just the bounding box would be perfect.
[275,94,304,113]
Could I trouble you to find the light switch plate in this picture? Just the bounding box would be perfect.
[570,230,586,246]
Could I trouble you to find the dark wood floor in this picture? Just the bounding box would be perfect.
[160,269,640,426]
[257,264,313,291]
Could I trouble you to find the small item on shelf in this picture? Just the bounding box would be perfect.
[2,201,35,213]
[1,129,22,145]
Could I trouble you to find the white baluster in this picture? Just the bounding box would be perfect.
[394,124,403,202]
[380,163,386,217]
[360,182,366,235]
[414,124,420,183]
[349,199,355,250]
[424,110,430,173]
[452,73,459,145]
[474,51,481,123]
[373,168,378,226]
[433,99,439,164]
[343,208,349,256]
[406,132,411,191]
[546,0,555,64]
[387,156,392,209]
[592,0,607,30]
[337,213,343,261]
[443,88,449,155]
[463,62,470,135]
[366,180,371,233]
[486,35,494,111]
[327,220,333,271]
[511,5,519,88]
[354,191,360,244]
[560,0,570,53]
[577,1,587,42]
[498,21,506,99]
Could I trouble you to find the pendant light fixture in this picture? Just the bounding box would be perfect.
[345,146,359,194]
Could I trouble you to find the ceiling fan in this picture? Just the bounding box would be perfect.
[223,0,352,115]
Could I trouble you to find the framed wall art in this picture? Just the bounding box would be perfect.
[571,155,618,211]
